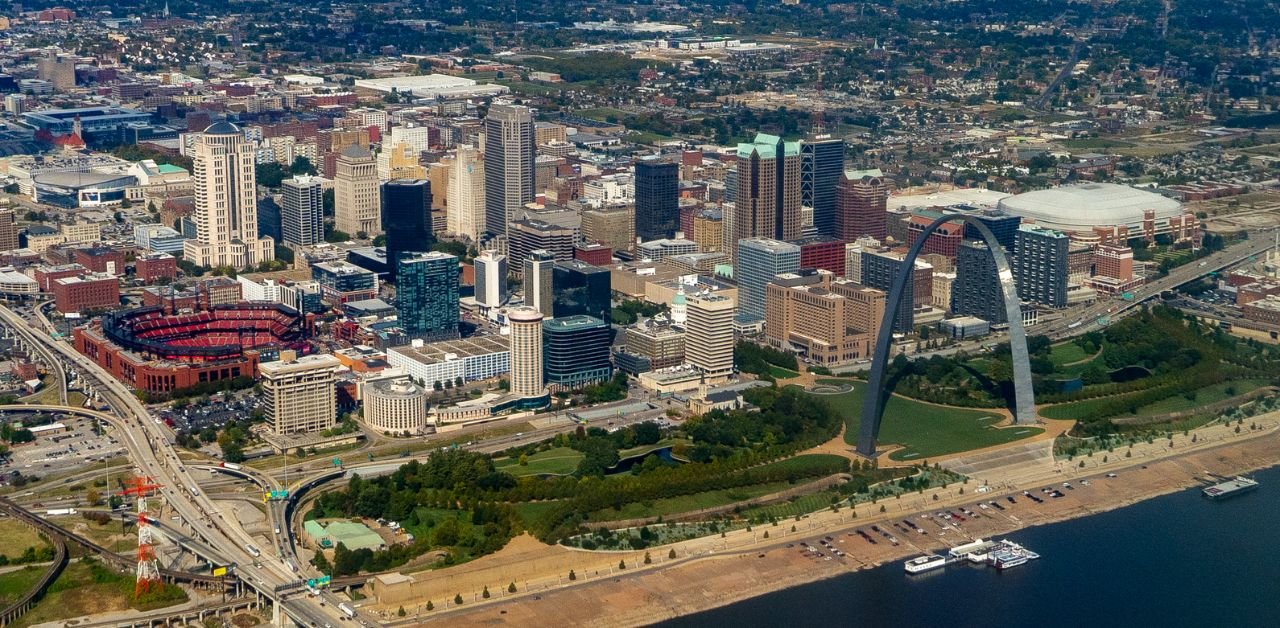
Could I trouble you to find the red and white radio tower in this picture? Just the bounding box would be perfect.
[120,476,163,597]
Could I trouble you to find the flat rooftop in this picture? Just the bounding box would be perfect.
[389,335,510,363]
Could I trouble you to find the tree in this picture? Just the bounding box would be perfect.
[255,162,288,188]
[397,606,406,617]
[85,487,102,506]
[568,569,576,581]
[454,594,463,605]
[643,551,652,564]
[618,559,626,570]
[290,156,316,176]
[482,585,490,599]
[508,582,517,593]
[668,548,676,559]
[426,601,434,611]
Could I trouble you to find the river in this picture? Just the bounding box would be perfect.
[660,465,1280,628]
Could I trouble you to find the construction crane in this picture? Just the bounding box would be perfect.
[119,476,163,598]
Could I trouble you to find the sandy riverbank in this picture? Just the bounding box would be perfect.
[372,413,1280,627]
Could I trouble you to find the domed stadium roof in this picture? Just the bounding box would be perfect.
[997,183,1182,231]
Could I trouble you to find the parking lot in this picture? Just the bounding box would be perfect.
[154,390,264,434]
[1,412,127,484]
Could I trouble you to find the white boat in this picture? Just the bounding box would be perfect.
[904,554,946,574]
[986,540,1040,571]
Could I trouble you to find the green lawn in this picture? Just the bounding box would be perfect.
[0,566,44,606]
[586,454,848,521]
[1039,378,1270,421]
[588,481,795,521]
[12,559,187,627]
[1061,138,1136,149]
[511,501,565,526]
[1049,342,1090,367]
[817,382,1042,461]
[494,447,583,476]
[768,365,800,379]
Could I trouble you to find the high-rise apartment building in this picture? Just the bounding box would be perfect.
[183,122,274,268]
[381,179,433,279]
[507,306,546,398]
[0,208,17,252]
[474,250,508,308]
[260,353,341,435]
[801,136,845,236]
[952,240,1006,324]
[523,250,555,315]
[733,134,802,261]
[684,292,735,384]
[483,104,535,239]
[396,251,460,341]
[280,175,324,247]
[334,145,380,237]
[736,238,801,322]
[552,260,611,321]
[764,270,885,366]
[447,145,485,241]
[835,169,889,242]
[581,206,635,253]
[861,248,933,333]
[508,219,575,271]
[635,157,679,241]
[542,315,613,391]
[1014,225,1069,308]
[691,208,724,253]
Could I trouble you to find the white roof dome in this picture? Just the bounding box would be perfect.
[997,183,1182,231]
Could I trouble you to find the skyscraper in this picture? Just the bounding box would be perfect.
[184,122,274,268]
[260,353,341,435]
[861,248,933,333]
[334,145,380,238]
[1014,224,1069,308]
[552,260,611,321]
[507,306,546,399]
[952,240,1006,324]
[448,144,485,241]
[635,157,679,241]
[685,292,735,384]
[542,315,613,391]
[280,175,324,247]
[0,208,19,252]
[474,250,508,309]
[396,251,460,341]
[381,179,433,280]
[733,134,802,262]
[483,104,535,239]
[801,136,845,236]
[736,238,800,322]
[522,250,555,315]
[835,169,889,242]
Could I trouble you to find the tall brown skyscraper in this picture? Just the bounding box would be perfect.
[835,169,890,242]
[732,133,801,263]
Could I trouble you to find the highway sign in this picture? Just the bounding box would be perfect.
[306,575,332,588]
[333,458,342,467]
[262,489,289,501]
[212,566,228,576]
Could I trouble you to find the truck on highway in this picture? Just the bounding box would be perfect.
[220,462,242,471]
[188,486,200,497]
[338,603,356,619]
[45,508,77,516]
[245,543,261,557]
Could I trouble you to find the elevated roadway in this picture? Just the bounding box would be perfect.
[0,306,350,627]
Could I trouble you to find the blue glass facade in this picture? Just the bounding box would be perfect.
[395,251,460,340]
[542,315,612,390]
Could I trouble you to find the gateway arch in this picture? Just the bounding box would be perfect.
[856,214,1037,458]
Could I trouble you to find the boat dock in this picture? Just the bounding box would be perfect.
[905,539,1039,574]
[1202,476,1259,500]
